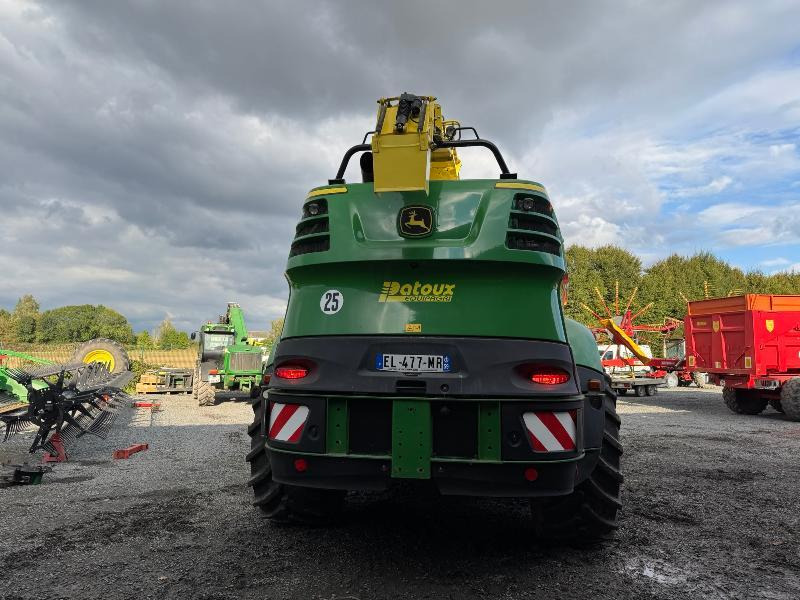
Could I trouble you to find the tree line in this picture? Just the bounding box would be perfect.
[564,246,800,346]
[0,295,191,349]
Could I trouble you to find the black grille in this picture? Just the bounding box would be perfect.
[508,213,559,236]
[289,236,330,257]
[348,398,392,454]
[506,232,561,256]
[432,402,478,458]
[295,217,329,237]
[513,193,553,216]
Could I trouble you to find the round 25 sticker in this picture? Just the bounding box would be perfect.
[320,290,343,315]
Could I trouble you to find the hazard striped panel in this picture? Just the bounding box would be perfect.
[522,410,577,452]
[268,402,310,443]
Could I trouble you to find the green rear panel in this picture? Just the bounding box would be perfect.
[284,180,567,342]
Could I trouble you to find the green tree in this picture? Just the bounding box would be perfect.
[564,245,642,324]
[12,294,40,343]
[135,331,155,349]
[36,304,134,344]
[156,319,191,349]
[265,318,284,347]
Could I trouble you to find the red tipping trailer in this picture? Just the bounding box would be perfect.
[685,294,800,419]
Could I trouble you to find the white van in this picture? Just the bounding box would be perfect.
[598,343,653,375]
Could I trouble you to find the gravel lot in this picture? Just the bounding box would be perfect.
[1,387,798,600]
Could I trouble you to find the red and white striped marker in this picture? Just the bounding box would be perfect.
[269,402,309,443]
[522,410,577,452]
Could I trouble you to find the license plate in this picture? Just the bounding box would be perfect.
[376,353,451,373]
[208,375,221,383]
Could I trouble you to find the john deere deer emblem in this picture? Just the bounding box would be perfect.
[398,205,434,238]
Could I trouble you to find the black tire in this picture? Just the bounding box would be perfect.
[768,398,784,414]
[197,379,217,406]
[722,387,767,415]
[249,385,262,399]
[780,378,800,421]
[531,391,623,542]
[692,371,710,389]
[246,396,344,522]
[71,338,130,374]
[616,388,628,396]
[645,385,657,396]
[635,385,646,397]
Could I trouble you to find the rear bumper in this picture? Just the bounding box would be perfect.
[269,448,599,497]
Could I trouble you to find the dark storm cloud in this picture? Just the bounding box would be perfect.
[1,1,799,331]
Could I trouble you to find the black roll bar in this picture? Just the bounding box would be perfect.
[328,139,516,185]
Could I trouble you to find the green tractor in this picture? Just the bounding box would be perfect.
[248,94,623,540]
[192,303,265,406]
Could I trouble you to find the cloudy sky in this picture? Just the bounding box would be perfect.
[1,1,799,333]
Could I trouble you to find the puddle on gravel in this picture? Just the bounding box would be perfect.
[624,558,688,585]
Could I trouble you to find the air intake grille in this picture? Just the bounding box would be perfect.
[508,213,559,236]
[229,352,262,371]
[506,232,561,255]
[291,198,330,257]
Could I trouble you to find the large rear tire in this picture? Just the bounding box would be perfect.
[246,396,344,523]
[71,338,130,374]
[722,387,767,415]
[780,378,800,421]
[197,379,217,406]
[531,391,623,542]
[664,372,679,388]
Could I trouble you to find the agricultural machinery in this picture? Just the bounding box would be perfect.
[248,93,623,540]
[0,339,132,455]
[583,284,707,392]
[191,303,265,406]
[685,294,800,420]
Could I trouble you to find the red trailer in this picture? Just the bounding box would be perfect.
[685,294,800,419]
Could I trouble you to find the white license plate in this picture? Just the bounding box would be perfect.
[376,354,451,373]
[208,375,221,383]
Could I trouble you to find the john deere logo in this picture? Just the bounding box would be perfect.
[398,205,433,237]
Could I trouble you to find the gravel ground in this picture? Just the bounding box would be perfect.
[1,387,799,600]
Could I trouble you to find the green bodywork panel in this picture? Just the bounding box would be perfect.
[565,318,603,372]
[284,180,566,341]
[478,402,501,461]
[0,349,56,405]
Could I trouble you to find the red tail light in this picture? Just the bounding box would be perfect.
[262,373,272,385]
[275,365,309,379]
[209,369,219,375]
[529,368,570,385]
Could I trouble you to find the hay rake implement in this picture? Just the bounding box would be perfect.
[0,348,133,454]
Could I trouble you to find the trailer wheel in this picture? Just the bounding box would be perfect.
[664,373,679,388]
[531,390,622,542]
[246,396,344,523]
[197,380,217,406]
[780,378,800,421]
[722,387,767,415]
[692,371,711,389]
[616,388,628,396]
[646,385,657,396]
[635,385,646,397]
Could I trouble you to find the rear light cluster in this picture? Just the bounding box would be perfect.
[519,365,571,386]
[275,365,309,379]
